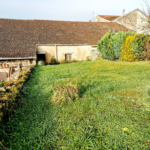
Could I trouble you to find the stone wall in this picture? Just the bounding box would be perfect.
[91,48,101,60]
[0,59,36,81]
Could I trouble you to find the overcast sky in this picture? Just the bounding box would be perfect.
[0,0,148,22]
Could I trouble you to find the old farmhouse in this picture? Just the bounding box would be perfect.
[0,19,130,65]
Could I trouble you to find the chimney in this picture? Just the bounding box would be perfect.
[123,9,125,16]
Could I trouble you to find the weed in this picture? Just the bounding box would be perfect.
[51,79,80,105]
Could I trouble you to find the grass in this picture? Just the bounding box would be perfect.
[1,60,150,149]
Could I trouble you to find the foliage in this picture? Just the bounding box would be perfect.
[60,59,79,64]
[0,82,3,87]
[132,34,150,60]
[51,79,79,105]
[110,31,135,59]
[0,68,33,126]
[97,31,115,60]
[60,59,70,64]
[120,34,138,61]
[1,60,150,149]
[86,56,91,61]
[50,57,57,64]
[97,31,135,60]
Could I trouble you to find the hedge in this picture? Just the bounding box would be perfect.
[97,31,135,60]
[98,31,150,61]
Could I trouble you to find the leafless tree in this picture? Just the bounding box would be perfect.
[123,0,150,34]
[136,0,150,34]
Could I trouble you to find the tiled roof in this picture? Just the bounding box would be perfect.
[98,15,120,21]
[0,19,130,58]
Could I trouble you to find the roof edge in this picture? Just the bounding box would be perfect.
[115,22,135,30]
[115,8,147,22]
[36,44,91,46]
[0,57,36,60]
[97,16,110,22]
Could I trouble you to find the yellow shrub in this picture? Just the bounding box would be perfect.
[120,34,138,61]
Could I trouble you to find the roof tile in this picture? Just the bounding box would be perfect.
[0,19,129,58]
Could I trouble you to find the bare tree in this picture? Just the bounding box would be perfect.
[136,0,150,34]
[119,0,150,34]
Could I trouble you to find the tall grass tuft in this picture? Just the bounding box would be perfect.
[51,79,80,105]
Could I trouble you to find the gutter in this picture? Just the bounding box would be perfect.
[0,57,36,60]
[36,44,91,46]
[55,45,57,62]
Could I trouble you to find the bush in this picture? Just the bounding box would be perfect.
[86,56,91,61]
[50,57,57,64]
[120,34,138,61]
[71,59,79,63]
[110,31,135,59]
[51,79,80,105]
[60,60,69,64]
[97,31,115,60]
[132,34,150,60]
[60,59,79,64]
[97,31,135,60]
[0,82,3,87]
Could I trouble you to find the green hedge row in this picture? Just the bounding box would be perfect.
[97,31,150,61]
[0,67,34,125]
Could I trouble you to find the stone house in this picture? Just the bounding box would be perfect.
[0,19,130,65]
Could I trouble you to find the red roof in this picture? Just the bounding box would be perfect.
[98,15,120,21]
[0,19,130,58]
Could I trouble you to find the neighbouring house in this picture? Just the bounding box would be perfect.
[94,15,120,22]
[95,8,148,33]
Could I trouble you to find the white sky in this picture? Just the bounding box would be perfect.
[0,0,148,21]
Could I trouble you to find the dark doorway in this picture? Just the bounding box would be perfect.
[37,54,45,61]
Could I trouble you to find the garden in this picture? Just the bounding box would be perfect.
[0,59,150,149]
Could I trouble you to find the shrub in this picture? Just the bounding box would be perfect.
[120,34,138,61]
[132,34,150,60]
[60,60,69,64]
[97,31,115,60]
[50,79,80,105]
[86,56,91,61]
[71,59,79,63]
[60,59,79,64]
[50,57,57,64]
[110,31,135,59]
[97,31,135,60]
[0,82,3,87]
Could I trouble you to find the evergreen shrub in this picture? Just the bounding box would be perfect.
[97,31,115,60]
[119,34,138,61]
[97,31,135,60]
[110,31,135,59]
[132,34,150,60]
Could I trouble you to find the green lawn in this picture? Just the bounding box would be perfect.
[1,60,150,149]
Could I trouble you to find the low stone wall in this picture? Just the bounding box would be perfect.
[0,66,35,125]
[91,49,101,60]
[0,59,36,67]
[0,59,36,81]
